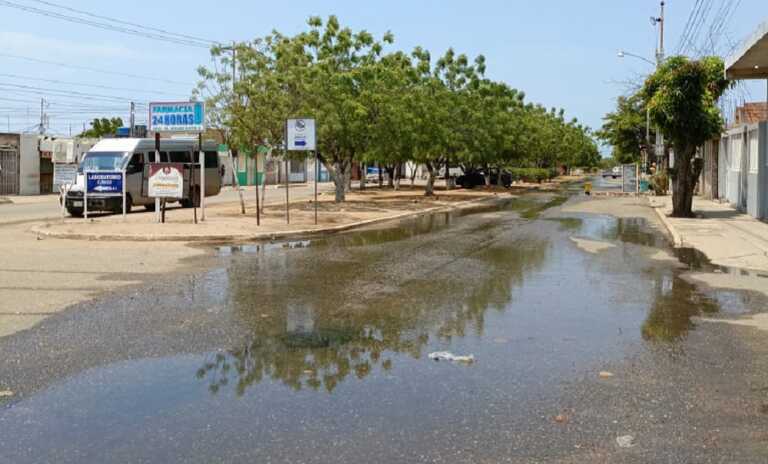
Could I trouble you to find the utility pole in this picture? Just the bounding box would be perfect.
[39,98,45,135]
[651,1,666,169]
[656,1,665,64]
[129,102,135,137]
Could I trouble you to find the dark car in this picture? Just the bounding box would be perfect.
[456,170,512,189]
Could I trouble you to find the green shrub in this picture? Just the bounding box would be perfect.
[650,171,669,195]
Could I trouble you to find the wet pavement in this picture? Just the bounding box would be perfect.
[2,193,768,463]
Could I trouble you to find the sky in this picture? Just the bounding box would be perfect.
[0,0,765,140]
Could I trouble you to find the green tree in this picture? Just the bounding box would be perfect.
[80,117,123,138]
[595,94,653,164]
[641,56,730,217]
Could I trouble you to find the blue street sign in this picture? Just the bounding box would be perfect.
[86,172,123,195]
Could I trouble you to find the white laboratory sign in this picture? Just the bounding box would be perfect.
[286,118,316,151]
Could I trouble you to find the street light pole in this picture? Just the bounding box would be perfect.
[651,1,666,168]
[617,50,654,164]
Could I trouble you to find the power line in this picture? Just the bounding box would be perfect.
[0,73,186,97]
[0,52,194,87]
[27,0,219,45]
[0,0,214,48]
[0,83,143,103]
[677,0,702,54]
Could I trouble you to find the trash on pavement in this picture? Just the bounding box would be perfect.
[428,351,475,363]
[599,371,615,379]
[616,435,635,448]
[0,390,14,398]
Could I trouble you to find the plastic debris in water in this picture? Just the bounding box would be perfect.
[428,351,475,363]
[616,435,635,448]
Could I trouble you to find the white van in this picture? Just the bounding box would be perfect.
[64,138,223,217]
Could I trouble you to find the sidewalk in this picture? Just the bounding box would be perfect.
[649,196,768,272]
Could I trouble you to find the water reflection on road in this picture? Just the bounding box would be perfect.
[0,194,762,463]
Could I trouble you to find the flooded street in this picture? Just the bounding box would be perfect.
[2,193,768,463]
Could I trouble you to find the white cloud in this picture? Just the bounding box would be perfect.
[0,31,138,60]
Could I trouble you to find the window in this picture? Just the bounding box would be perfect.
[169,151,191,163]
[290,159,305,174]
[79,152,125,172]
[204,151,218,169]
[126,152,144,173]
[749,130,759,173]
[731,136,742,171]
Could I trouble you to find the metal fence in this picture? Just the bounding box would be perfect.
[0,149,19,195]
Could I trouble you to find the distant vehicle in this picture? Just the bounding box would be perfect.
[456,169,512,189]
[64,138,224,217]
[601,167,622,179]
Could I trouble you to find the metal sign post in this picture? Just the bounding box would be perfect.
[200,149,206,222]
[285,157,290,225]
[154,133,161,223]
[122,169,127,220]
[315,151,319,225]
[84,172,88,220]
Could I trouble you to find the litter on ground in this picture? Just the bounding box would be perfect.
[428,351,475,363]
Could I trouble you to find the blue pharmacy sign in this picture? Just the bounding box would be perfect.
[149,101,205,132]
[86,171,123,195]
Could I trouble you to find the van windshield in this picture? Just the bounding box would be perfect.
[79,152,126,172]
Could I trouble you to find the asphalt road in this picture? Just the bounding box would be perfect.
[1,194,767,463]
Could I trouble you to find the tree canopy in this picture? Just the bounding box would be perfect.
[79,117,123,138]
[196,16,599,201]
[595,94,655,164]
[641,56,730,217]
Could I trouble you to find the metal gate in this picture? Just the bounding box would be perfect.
[0,149,19,195]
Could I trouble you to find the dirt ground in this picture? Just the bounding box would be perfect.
[0,222,209,338]
[33,187,508,240]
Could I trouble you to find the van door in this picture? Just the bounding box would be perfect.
[125,152,146,204]
[204,151,222,196]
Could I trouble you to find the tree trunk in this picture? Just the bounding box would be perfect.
[330,159,348,203]
[445,156,452,191]
[484,163,491,186]
[393,163,401,191]
[670,145,701,218]
[497,165,504,187]
[425,162,436,196]
[386,166,395,188]
[360,164,366,191]
[410,165,417,187]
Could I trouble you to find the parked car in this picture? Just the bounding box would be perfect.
[456,170,512,189]
[601,167,622,179]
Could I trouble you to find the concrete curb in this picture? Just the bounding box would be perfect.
[31,196,502,243]
[0,197,12,205]
[649,199,683,247]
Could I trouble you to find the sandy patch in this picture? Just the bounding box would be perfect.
[570,237,616,254]
[695,313,768,332]
[681,272,768,299]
